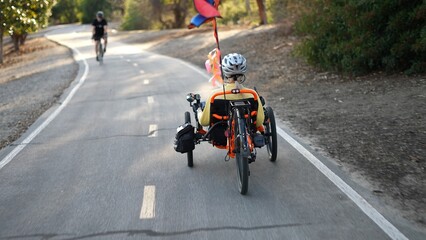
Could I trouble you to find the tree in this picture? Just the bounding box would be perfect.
[110,0,126,16]
[149,0,190,29]
[244,0,251,15]
[0,1,6,63]
[121,0,153,30]
[256,0,267,25]
[51,0,79,24]
[171,0,190,28]
[121,0,189,30]
[0,0,55,63]
[151,0,167,28]
[79,0,112,24]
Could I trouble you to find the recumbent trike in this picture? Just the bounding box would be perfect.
[174,88,277,195]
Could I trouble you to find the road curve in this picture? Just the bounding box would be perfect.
[0,25,424,240]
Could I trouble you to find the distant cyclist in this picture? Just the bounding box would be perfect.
[92,11,108,61]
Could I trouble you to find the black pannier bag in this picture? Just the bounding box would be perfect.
[174,123,195,153]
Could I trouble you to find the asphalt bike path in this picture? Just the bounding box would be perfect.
[0,25,424,240]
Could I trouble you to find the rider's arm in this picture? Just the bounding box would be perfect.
[198,103,211,126]
[103,20,108,35]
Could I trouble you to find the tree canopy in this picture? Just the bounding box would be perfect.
[0,0,55,63]
[50,0,79,24]
[78,0,112,24]
[1,0,54,35]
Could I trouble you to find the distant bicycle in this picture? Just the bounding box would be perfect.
[97,39,105,65]
[92,10,108,65]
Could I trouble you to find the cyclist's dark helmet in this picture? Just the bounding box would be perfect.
[96,11,104,18]
[222,53,247,79]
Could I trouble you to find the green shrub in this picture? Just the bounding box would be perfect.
[295,0,426,75]
[79,0,112,24]
[121,0,151,30]
[220,0,251,25]
[51,0,79,24]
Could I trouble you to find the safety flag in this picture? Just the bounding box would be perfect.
[188,0,223,85]
[188,0,221,29]
[188,0,221,48]
[205,48,223,86]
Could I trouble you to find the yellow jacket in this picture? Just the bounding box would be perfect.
[198,83,265,128]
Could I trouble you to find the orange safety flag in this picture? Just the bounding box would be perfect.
[205,48,223,86]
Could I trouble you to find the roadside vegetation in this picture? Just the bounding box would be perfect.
[295,0,425,75]
[2,0,424,75]
[0,0,55,63]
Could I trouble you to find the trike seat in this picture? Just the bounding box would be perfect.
[208,97,259,147]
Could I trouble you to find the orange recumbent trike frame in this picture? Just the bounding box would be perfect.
[182,88,278,195]
[207,89,259,156]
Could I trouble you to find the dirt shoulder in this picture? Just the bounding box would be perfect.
[0,37,78,149]
[115,25,425,226]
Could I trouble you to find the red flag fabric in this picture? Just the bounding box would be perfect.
[193,0,221,18]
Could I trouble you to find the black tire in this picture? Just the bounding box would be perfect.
[98,42,103,65]
[234,109,249,195]
[185,111,194,167]
[265,107,278,162]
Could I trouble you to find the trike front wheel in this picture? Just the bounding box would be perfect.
[234,109,249,195]
[185,111,194,167]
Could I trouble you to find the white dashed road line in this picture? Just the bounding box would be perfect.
[148,124,158,137]
[147,96,154,104]
[139,70,145,74]
[143,79,150,85]
[133,63,138,67]
[140,185,156,219]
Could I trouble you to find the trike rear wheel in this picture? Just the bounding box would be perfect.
[185,111,194,167]
[265,107,278,162]
[234,109,249,195]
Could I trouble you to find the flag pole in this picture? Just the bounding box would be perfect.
[212,1,229,156]
[212,18,223,80]
[212,0,224,81]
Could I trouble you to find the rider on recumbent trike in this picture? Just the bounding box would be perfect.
[176,53,268,155]
[174,53,278,194]
[198,53,264,131]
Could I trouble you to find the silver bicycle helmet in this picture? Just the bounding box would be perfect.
[222,53,247,78]
[97,11,104,18]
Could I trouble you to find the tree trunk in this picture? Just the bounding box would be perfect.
[151,0,168,29]
[173,0,188,28]
[0,30,3,64]
[11,34,20,52]
[20,33,27,45]
[256,0,268,25]
[245,0,251,14]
